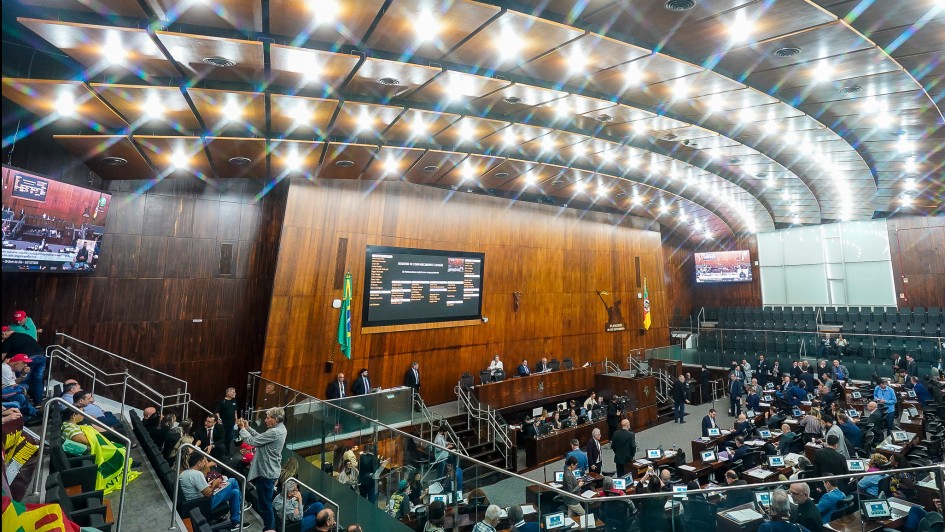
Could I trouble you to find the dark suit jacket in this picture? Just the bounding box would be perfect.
[358,452,379,485]
[731,444,751,463]
[611,429,636,464]
[892,356,904,372]
[721,480,752,509]
[352,375,372,396]
[403,368,420,389]
[517,364,531,377]
[522,422,538,439]
[792,499,823,532]
[326,380,346,399]
[586,437,602,471]
[536,362,550,373]
[701,415,718,437]
[195,426,225,458]
[906,360,918,378]
[813,447,846,477]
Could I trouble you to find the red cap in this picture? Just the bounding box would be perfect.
[12,311,26,321]
[7,353,31,364]
[1,326,9,332]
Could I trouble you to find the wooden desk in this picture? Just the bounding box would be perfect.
[525,472,604,507]
[524,419,609,468]
[828,497,922,532]
[677,460,718,484]
[472,366,597,411]
[717,502,764,532]
[691,432,734,458]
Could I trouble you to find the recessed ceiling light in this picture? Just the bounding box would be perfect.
[202,56,237,68]
[503,96,523,105]
[497,26,524,62]
[541,135,555,152]
[103,31,125,65]
[144,93,165,120]
[415,8,440,43]
[411,114,427,135]
[624,64,642,86]
[228,156,252,167]
[101,156,128,166]
[632,121,649,135]
[900,195,914,207]
[903,177,917,191]
[597,186,609,197]
[574,181,587,192]
[660,203,670,214]
[422,165,439,173]
[223,98,243,120]
[728,11,753,42]
[600,150,615,163]
[665,0,696,11]
[673,78,689,99]
[55,91,76,117]
[284,151,302,172]
[904,155,918,173]
[523,171,537,186]
[377,77,401,86]
[334,160,355,168]
[357,108,373,132]
[554,100,570,117]
[813,62,833,82]
[384,156,399,173]
[503,128,517,146]
[775,47,802,57]
[457,120,474,141]
[310,0,340,26]
[572,143,587,157]
[171,149,188,170]
[568,46,588,74]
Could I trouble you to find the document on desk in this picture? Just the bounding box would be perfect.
[679,465,696,471]
[521,505,536,515]
[890,501,913,514]
[746,468,771,479]
[578,513,596,528]
[725,509,763,523]
[880,444,903,452]
[548,482,563,489]
[582,490,597,498]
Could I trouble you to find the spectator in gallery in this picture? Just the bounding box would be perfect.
[352,368,372,396]
[1,324,46,406]
[2,354,37,418]
[238,407,288,531]
[9,310,42,340]
[582,391,598,411]
[214,386,240,454]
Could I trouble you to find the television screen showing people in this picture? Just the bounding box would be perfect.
[2,166,111,273]
[694,250,752,283]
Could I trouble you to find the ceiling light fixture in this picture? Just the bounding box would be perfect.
[900,195,914,207]
[457,120,473,142]
[171,149,188,170]
[102,32,125,65]
[600,150,615,163]
[497,26,524,62]
[813,62,833,82]
[55,91,76,117]
[660,202,670,214]
[555,99,570,118]
[572,143,587,158]
[384,156,399,174]
[568,46,588,74]
[673,78,689,100]
[903,177,917,191]
[285,151,302,172]
[411,114,427,135]
[632,121,649,135]
[729,10,753,42]
[223,98,243,120]
[904,155,918,173]
[503,128,517,147]
[523,171,537,186]
[415,8,440,43]
[310,0,340,26]
[574,181,587,192]
[144,93,164,120]
[357,108,373,132]
[597,185,608,197]
[541,135,555,152]
[624,64,642,86]
[293,100,311,125]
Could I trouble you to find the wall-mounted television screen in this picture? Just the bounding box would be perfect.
[2,166,111,273]
[695,250,752,283]
[362,246,484,327]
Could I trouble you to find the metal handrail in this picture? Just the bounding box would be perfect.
[169,443,247,531]
[455,383,510,461]
[280,476,339,532]
[55,333,188,387]
[33,397,131,532]
[701,324,943,341]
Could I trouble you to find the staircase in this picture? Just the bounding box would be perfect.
[453,383,513,484]
[627,354,677,424]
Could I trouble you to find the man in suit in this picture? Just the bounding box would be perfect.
[536,357,550,373]
[403,362,420,391]
[778,423,799,455]
[358,444,381,503]
[858,401,885,439]
[719,470,752,509]
[730,436,751,464]
[812,434,847,478]
[733,413,752,438]
[729,372,745,416]
[672,374,689,423]
[905,355,918,379]
[516,359,531,377]
[610,419,636,476]
[701,408,719,437]
[789,482,823,532]
[790,361,803,382]
[831,359,850,382]
[755,354,770,387]
[352,368,372,396]
[326,373,346,399]
[586,428,603,473]
[522,417,539,439]
[891,353,905,375]
[195,414,226,460]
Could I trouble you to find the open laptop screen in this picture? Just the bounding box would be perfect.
[544,511,567,529]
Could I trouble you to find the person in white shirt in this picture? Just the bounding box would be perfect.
[583,392,598,411]
[487,355,503,377]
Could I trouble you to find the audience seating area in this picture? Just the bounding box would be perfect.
[693,306,944,379]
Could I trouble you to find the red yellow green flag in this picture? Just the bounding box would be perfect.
[643,277,651,331]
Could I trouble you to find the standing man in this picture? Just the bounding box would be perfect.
[564,439,588,472]
[358,444,381,504]
[1,325,46,406]
[701,408,718,437]
[672,374,689,423]
[729,372,745,417]
[562,456,587,517]
[214,387,239,455]
[237,407,287,532]
[905,355,918,379]
[610,419,636,476]
[586,428,602,473]
[873,380,897,433]
[352,368,372,396]
[755,354,770,387]
[326,373,346,399]
[404,362,420,411]
[9,310,42,340]
[195,414,226,460]
[891,353,905,375]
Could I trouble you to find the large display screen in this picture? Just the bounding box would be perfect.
[362,246,484,327]
[2,166,111,273]
[695,249,752,283]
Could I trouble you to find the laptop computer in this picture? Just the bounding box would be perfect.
[767,456,785,468]
[707,428,721,437]
[847,459,866,472]
[754,492,772,512]
[851,391,862,399]
[907,390,917,398]
[792,407,803,417]
[647,449,662,459]
[847,408,860,419]
[555,471,565,483]
[701,450,718,462]
[612,478,627,490]
[672,485,688,498]
[543,511,569,529]
[758,428,771,439]
[746,409,756,417]
[892,430,909,443]
[763,395,773,402]
[909,407,919,417]
[863,500,891,520]
[430,494,449,506]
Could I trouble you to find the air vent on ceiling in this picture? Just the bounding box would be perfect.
[334,160,355,168]
[494,172,509,179]
[202,56,237,68]
[756,173,767,179]
[839,85,862,94]
[775,47,802,57]
[662,133,679,141]
[729,157,742,165]
[228,156,252,167]
[596,113,614,123]
[101,156,128,166]
[377,77,401,86]
[615,191,628,196]
[503,96,523,105]
[664,0,696,11]
[422,165,439,173]
[890,129,907,137]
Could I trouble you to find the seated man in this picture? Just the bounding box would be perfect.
[73,391,123,429]
[778,424,799,455]
[816,478,845,524]
[1,354,37,418]
[274,480,324,529]
[60,381,81,410]
[516,359,531,377]
[180,453,247,532]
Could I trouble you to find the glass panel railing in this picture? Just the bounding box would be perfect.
[244,372,945,532]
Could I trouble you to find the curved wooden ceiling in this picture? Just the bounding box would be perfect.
[2,0,942,243]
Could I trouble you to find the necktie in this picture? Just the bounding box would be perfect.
[364,377,369,392]
[414,369,419,384]
[340,382,344,397]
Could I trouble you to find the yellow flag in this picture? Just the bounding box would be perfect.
[643,277,651,331]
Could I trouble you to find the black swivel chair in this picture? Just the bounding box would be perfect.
[562,358,574,370]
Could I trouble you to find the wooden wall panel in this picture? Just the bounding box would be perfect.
[888,215,945,309]
[262,179,676,406]
[0,122,286,408]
